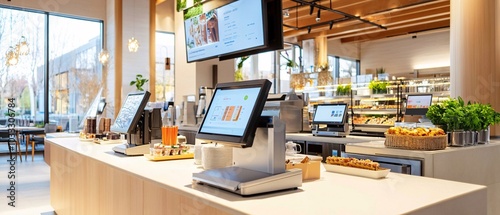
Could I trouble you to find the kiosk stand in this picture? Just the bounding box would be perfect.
[193,117,302,196]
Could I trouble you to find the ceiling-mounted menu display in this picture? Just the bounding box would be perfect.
[184,0,266,62]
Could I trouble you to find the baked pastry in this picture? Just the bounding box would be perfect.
[326,156,380,171]
[386,127,446,136]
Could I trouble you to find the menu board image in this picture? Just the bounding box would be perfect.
[200,87,261,136]
[184,0,265,62]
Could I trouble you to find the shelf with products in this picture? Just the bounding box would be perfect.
[301,77,450,134]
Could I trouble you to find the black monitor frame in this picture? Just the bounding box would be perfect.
[405,94,433,116]
[196,79,272,148]
[110,91,151,134]
[312,103,349,125]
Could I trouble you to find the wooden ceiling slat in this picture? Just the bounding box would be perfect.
[282,0,450,41]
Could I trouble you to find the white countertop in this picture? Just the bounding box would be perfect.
[47,137,486,214]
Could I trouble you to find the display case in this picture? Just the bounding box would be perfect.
[299,77,450,136]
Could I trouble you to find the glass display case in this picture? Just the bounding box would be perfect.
[298,77,450,136]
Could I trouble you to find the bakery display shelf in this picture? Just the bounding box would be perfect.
[351,109,398,115]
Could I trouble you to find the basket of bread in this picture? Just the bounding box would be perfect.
[385,127,447,150]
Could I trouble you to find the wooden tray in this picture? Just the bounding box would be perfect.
[144,153,194,161]
[323,164,390,179]
[93,139,125,145]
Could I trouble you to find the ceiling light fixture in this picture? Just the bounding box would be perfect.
[283,9,289,18]
[16,36,29,56]
[329,21,334,30]
[99,49,110,65]
[309,4,314,15]
[128,37,139,52]
[307,26,312,34]
[316,9,321,22]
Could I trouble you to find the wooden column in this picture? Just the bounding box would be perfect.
[450,0,499,135]
[314,32,328,68]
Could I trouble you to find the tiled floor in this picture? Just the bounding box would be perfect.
[0,152,54,215]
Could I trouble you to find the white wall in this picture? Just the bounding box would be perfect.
[360,30,450,77]
[156,0,175,33]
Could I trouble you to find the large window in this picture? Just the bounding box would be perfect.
[0,6,103,130]
[48,15,102,130]
[236,51,277,93]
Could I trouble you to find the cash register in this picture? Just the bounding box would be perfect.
[111,91,163,155]
[192,79,302,196]
[312,103,350,137]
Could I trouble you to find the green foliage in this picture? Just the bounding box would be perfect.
[130,74,149,91]
[184,4,203,20]
[235,56,249,81]
[176,0,187,12]
[440,97,465,131]
[368,80,388,94]
[280,52,297,68]
[426,102,447,129]
[336,84,351,96]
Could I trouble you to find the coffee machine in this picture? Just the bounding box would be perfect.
[196,86,214,125]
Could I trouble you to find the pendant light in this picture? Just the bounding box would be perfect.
[6,46,19,66]
[128,0,139,52]
[99,49,110,65]
[16,36,30,56]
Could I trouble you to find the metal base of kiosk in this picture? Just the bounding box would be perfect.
[112,144,150,156]
[193,167,302,196]
[193,117,302,196]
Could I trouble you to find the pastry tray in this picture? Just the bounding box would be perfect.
[144,153,194,161]
[93,139,126,144]
[323,164,390,179]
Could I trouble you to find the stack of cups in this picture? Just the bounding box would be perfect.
[161,125,178,145]
[201,144,233,170]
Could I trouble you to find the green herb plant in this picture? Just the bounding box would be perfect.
[336,84,351,96]
[368,80,388,94]
[235,56,249,81]
[280,52,297,69]
[130,74,149,91]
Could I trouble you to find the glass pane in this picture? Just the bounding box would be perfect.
[48,15,102,131]
[339,58,357,78]
[155,32,175,102]
[0,8,45,127]
[236,51,276,93]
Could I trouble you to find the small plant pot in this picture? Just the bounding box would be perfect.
[450,131,466,147]
[478,127,490,144]
[464,131,478,146]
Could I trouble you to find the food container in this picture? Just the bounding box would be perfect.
[286,161,320,180]
[385,134,447,150]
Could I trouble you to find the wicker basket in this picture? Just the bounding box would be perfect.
[384,134,447,150]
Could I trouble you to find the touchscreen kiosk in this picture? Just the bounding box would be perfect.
[196,80,271,148]
[111,91,151,155]
[405,94,433,116]
[312,104,349,137]
[193,79,302,196]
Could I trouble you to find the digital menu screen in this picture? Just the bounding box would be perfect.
[313,104,348,125]
[199,87,261,136]
[184,0,265,62]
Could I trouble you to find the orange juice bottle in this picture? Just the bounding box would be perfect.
[162,126,168,145]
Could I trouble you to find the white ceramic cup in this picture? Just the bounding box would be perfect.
[285,141,301,155]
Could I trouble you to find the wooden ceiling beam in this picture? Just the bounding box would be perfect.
[339,19,449,43]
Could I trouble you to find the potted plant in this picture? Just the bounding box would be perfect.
[426,102,447,131]
[336,84,351,96]
[440,97,466,146]
[368,80,388,94]
[235,56,249,81]
[130,74,149,91]
[475,103,500,144]
[463,103,482,145]
[280,52,298,73]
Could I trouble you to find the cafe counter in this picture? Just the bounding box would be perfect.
[47,137,486,215]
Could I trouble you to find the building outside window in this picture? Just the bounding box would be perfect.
[0,6,103,130]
